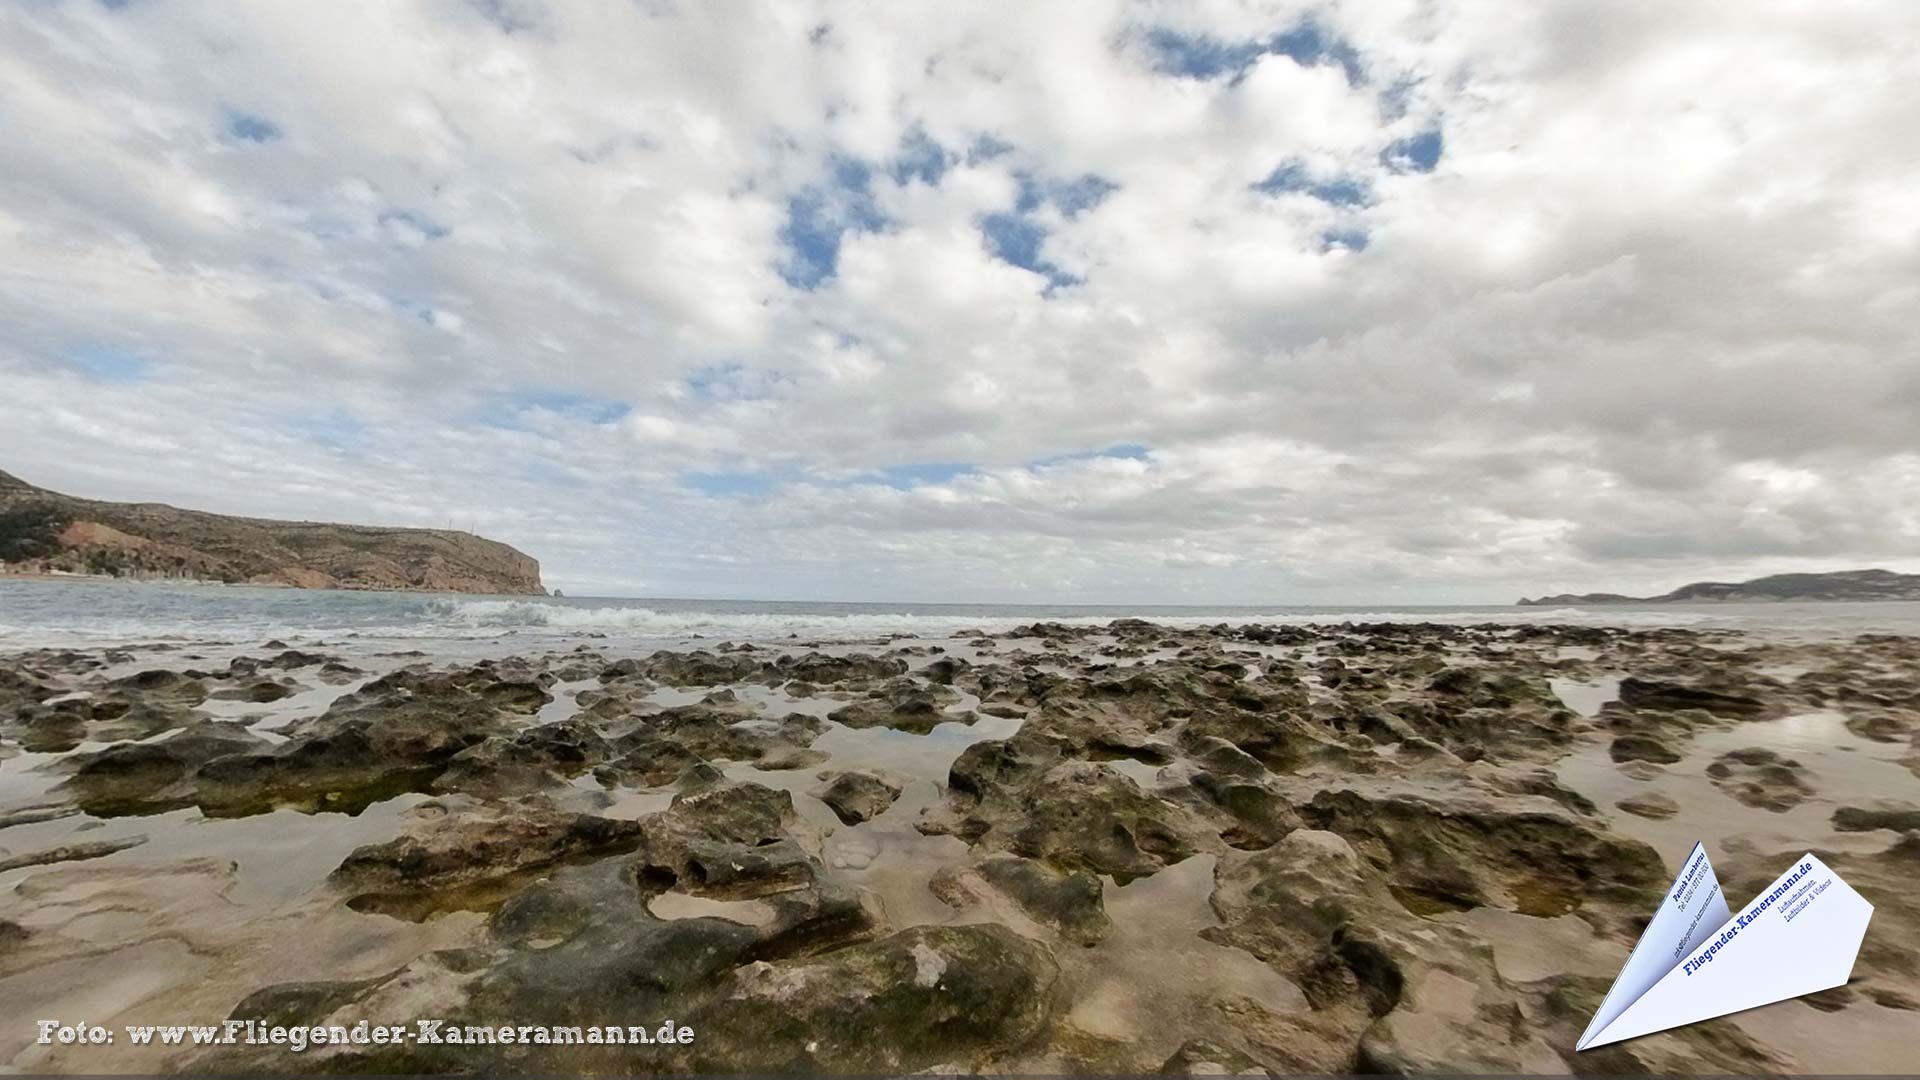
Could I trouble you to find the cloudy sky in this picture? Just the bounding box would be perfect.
[2,1,1917,603]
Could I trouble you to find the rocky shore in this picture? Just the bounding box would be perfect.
[1,619,1916,1074]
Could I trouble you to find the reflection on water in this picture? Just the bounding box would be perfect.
[1548,676,1620,718]
[1445,906,1619,983]
[1018,853,1308,1072]
[648,890,777,927]
[1728,997,1920,1074]
[1556,710,1916,862]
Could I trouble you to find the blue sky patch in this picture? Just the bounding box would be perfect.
[1144,28,1265,80]
[1031,443,1151,468]
[977,169,1114,290]
[980,212,1078,290]
[1144,19,1363,86]
[966,134,1016,166]
[780,156,888,289]
[64,342,152,382]
[683,361,783,404]
[225,110,282,143]
[780,192,841,288]
[1384,129,1444,172]
[477,390,630,431]
[1016,171,1118,219]
[1320,227,1370,252]
[1268,21,1364,85]
[681,470,777,498]
[515,390,631,424]
[890,129,951,186]
[873,461,976,488]
[1253,161,1371,206]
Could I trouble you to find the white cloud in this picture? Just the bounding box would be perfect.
[1,0,1916,602]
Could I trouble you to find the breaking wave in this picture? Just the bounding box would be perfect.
[414,597,1725,640]
[2,578,1912,651]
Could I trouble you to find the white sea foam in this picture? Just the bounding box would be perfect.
[408,598,1725,641]
[3,579,1915,651]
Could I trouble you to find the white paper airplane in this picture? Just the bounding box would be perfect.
[1577,842,1874,1050]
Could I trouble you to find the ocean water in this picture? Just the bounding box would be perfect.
[4,578,1919,652]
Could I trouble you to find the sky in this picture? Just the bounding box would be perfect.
[1,0,1917,603]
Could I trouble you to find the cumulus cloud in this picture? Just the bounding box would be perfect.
[1,0,1916,601]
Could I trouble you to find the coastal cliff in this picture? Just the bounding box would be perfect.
[1519,569,1920,606]
[0,469,543,594]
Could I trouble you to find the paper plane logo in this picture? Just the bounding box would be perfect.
[1577,842,1874,1049]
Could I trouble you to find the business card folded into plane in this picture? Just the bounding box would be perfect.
[1576,842,1874,1050]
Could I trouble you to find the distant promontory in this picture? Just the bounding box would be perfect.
[1518,569,1920,606]
[0,469,543,594]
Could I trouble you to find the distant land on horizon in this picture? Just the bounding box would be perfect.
[0,468,543,595]
[1518,569,1920,606]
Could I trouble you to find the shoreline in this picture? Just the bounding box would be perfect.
[16,567,1920,611]
[10,583,1920,659]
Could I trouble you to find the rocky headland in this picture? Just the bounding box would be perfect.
[1518,568,1920,606]
[1,619,1916,1074]
[0,469,542,594]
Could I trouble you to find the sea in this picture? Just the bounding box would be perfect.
[3,577,1918,653]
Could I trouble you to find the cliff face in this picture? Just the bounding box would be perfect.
[0,469,543,594]
[1519,569,1920,606]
